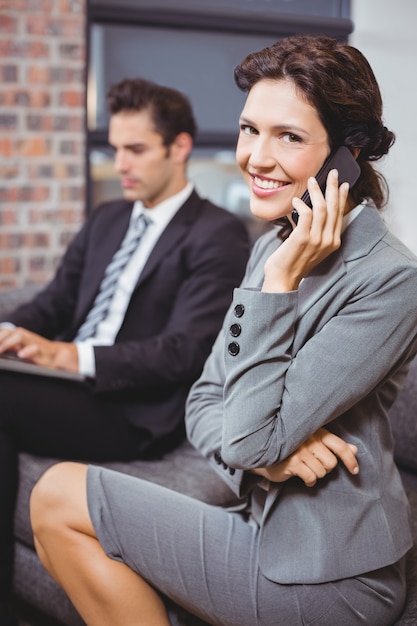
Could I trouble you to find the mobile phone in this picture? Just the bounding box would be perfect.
[292,146,361,224]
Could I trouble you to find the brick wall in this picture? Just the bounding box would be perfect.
[0,0,86,290]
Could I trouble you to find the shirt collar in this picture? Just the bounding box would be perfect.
[131,182,193,229]
[342,199,368,233]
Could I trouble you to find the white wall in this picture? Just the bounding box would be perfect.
[350,0,417,254]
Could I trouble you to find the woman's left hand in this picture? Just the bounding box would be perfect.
[252,428,359,487]
[262,170,350,293]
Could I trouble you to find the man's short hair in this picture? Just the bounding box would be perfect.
[107,78,197,146]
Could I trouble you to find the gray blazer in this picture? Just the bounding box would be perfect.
[186,204,417,584]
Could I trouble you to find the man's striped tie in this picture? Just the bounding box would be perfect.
[75,213,150,341]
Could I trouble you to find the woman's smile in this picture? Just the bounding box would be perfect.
[250,173,290,196]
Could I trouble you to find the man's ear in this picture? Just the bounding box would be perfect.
[171,132,193,164]
[352,147,361,160]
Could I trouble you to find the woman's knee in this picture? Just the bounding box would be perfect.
[30,461,89,538]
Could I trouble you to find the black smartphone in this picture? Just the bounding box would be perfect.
[292,146,361,224]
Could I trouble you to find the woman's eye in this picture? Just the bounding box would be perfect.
[282,133,301,143]
[240,124,257,136]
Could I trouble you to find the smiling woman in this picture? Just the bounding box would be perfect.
[30,35,417,626]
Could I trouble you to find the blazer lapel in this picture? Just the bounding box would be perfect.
[133,190,203,289]
[76,201,133,325]
[298,204,388,318]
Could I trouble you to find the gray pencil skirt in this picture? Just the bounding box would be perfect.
[87,465,406,626]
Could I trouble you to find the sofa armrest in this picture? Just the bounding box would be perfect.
[0,285,42,320]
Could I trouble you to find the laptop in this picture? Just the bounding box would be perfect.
[0,352,86,382]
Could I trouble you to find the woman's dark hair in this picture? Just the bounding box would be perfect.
[234,35,395,209]
[107,78,196,147]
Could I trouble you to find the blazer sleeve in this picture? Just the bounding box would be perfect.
[185,232,273,496]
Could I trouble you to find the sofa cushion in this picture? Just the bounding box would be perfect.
[394,469,417,625]
[389,355,417,472]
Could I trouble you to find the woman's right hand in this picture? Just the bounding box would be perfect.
[252,428,359,487]
[262,170,350,293]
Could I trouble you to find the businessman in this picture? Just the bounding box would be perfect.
[0,77,249,622]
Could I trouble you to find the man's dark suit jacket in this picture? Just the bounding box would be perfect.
[8,190,250,456]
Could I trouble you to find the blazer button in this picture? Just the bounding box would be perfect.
[234,304,245,318]
[230,323,241,337]
[214,451,222,464]
[228,342,240,356]
[228,467,236,475]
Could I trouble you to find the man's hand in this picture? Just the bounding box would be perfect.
[0,326,79,373]
[252,428,359,487]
